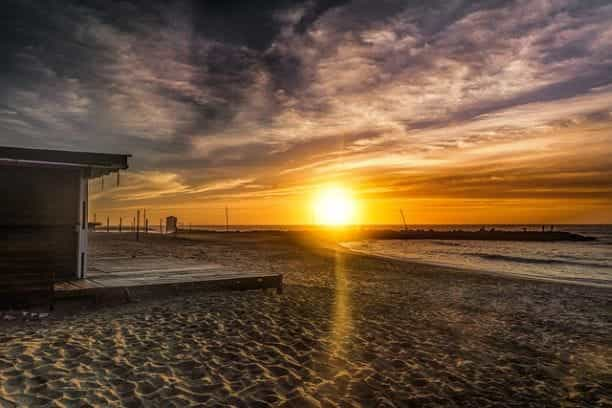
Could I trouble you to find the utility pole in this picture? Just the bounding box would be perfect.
[160,219,163,235]
[93,213,96,232]
[106,216,110,233]
[225,206,229,232]
[136,209,140,241]
[119,217,122,233]
[143,209,147,232]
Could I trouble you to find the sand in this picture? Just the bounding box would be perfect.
[1,231,611,407]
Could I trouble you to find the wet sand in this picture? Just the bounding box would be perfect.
[1,231,611,407]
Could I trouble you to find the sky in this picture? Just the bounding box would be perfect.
[1,0,612,225]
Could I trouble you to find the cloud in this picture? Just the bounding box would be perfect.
[1,0,611,221]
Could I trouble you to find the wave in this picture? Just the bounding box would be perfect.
[430,241,462,247]
[464,253,611,269]
[510,272,612,286]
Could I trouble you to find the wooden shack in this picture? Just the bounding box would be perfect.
[166,216,178,233]
[0,146,130,306]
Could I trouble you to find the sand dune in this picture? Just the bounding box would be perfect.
[1,232,610,407]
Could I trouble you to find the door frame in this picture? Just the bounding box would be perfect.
[77,170,88,279]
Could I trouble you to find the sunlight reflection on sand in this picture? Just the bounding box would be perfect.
[330,251,350,359]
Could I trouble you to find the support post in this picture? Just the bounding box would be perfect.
[119,217,122,233]
[136,210,140,241]
[225,206,229,232]
[106,216,110,233]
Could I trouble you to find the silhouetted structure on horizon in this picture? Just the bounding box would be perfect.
[166,216,178,234]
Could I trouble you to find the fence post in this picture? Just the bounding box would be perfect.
[136,210,140,241]
[225,206,229,232]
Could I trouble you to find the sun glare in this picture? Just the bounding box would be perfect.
[313,186,356,226]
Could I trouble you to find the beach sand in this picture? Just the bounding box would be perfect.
[1,231,611,407]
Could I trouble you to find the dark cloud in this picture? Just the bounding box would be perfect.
[192,0,348,50]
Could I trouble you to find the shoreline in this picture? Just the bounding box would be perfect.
[337,242,612,290]
[174,229,612,290]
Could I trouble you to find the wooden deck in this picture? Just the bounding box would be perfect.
[54,255,282,300]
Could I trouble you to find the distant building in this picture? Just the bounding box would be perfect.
[0,146,130,306]
[166,216,178,233]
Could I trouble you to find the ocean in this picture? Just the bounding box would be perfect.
[340,225,612,288]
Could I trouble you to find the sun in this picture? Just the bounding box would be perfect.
[312,186,356,226]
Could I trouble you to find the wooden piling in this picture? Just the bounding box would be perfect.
[225,206,229,232]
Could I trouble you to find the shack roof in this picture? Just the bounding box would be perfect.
[0,146,130,178]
